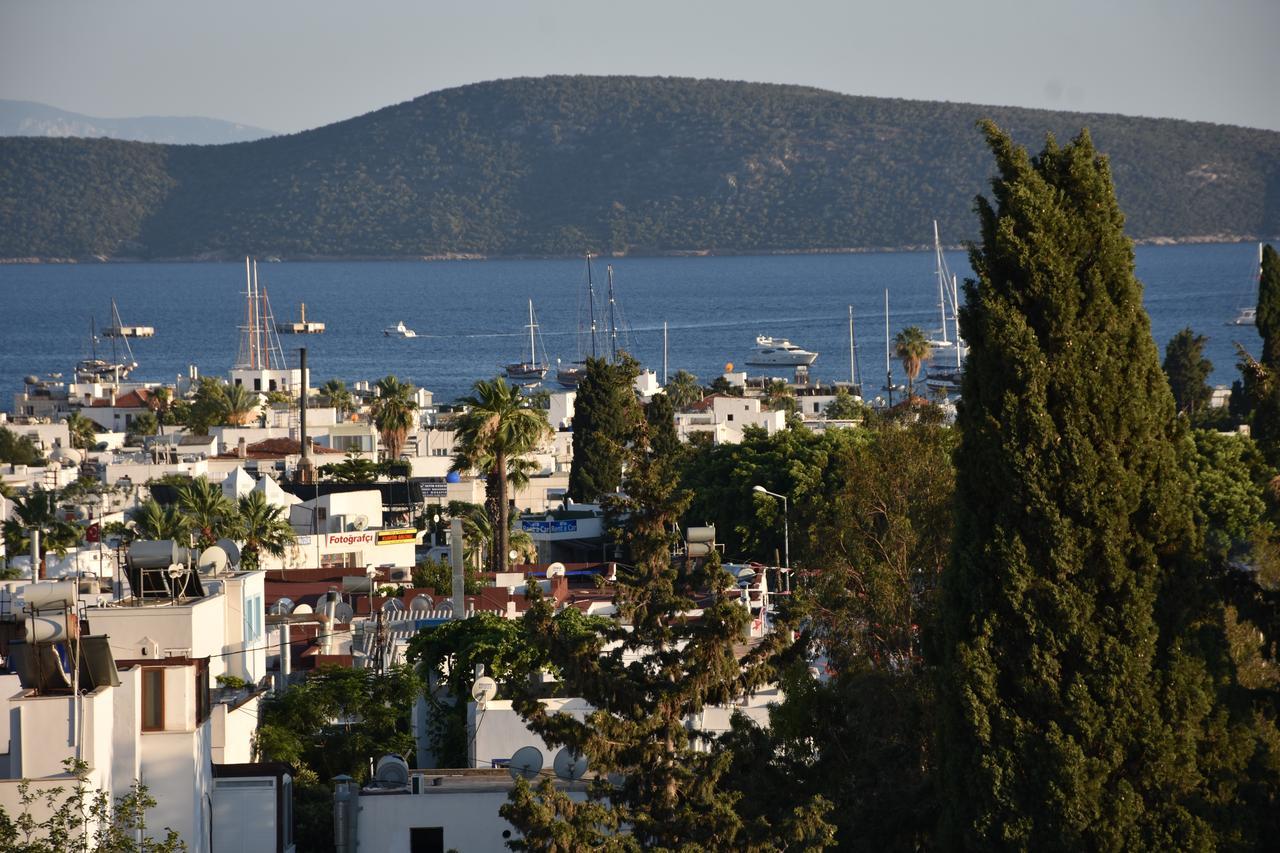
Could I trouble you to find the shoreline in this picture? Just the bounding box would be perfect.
[0,234,1270,265]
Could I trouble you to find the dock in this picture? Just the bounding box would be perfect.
[276,302,326,334]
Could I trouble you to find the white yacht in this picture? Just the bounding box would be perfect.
[383,321,417,338]
[745,336,818,367]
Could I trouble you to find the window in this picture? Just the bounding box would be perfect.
[321,551,361,569]
[253,379,261,391]
[195,659,211,724]
[409,827,444,853]
[727,414,734,422]
[142,668,164,731]
[244,594,262,642]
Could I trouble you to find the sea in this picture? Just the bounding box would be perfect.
[0,242,1265,412]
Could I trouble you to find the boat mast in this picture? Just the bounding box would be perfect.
[663,321,668,385]
[884,290,893,406]
[933,221,950,345]
[586,253,598,359]
[607,265,619,361]
[527,299,537,366]
[953,274,963,369]
[849,304,863,394]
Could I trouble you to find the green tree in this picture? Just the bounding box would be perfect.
[64,411,98,451]
[319,378,354,416]
[568,356,641,503]
[174,476,238,548]
[762,379,798,415]
[1163,327,1214,415]
[1258,243,1280,368]
[128,498,192,541]
[181,378,229,435]
[125,410,159,442]
[822,387,866,421]
[2,487,81,578]
[0,758,185,851]
[317,449,383,483]
[219,382,261,426]
[234,490,297,570]
[451,377,551,572]
[644,392,681,462]
[663,370,703,409]
[893,326,930,397]
[501,397,834,850]
[938,123,1235,849]
[371,375,418,460]
[0,427,42,466]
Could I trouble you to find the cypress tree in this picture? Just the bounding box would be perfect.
[938,123,1210,849]
[1162,327,1213,415]
[644,391,682,463]
[568,356,640,502]
[1257,243,1280,368]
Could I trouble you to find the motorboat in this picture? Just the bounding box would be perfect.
[744,336,818,367]
[383,321,417,338]
[1232,306,1257,326]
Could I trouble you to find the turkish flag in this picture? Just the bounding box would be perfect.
[86,523,101,543]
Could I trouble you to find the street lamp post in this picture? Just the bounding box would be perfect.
[752,485,790,593]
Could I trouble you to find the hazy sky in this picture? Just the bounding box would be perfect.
[2,0,1277,133]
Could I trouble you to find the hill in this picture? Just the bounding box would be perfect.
[1,76,1277,260]
[0,99,276,146]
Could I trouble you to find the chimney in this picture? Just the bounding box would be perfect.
[296,347,314,484]
[236,437,247,459]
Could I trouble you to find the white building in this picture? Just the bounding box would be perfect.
[673,394,787,444]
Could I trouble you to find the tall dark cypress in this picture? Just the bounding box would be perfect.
[568,356,640,502]
[1257,243,1280,369]
[938,123,1206,849]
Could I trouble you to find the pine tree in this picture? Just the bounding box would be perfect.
[567,356,640,502]
[938,123,1214,849]
[1162,327,1213,415]
[501,401,832,850]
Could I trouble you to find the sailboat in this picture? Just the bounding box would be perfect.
[505,299,549,382]
[75,313,138,384]
[1230,243,1262,326]
[556,254,601,389]
[924,221,966,393]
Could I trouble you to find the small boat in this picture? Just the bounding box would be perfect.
[555,361,587,389]
[1229,243,1262,326]
[506,299,549,382]
[102,298,154,338]
[277,302,326,334]
[383,321,417,338]
[744,336,818,367]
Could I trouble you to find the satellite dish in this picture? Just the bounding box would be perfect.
[334,602,354,623]
[197,546,228,576]
[471,676,498,704]
[352,515,369,531]
[736,567,757,583]
[215,538,241,566]
[373,755,409,787]
[271,597,295,615]
[508,746,544,781]
[437,600,453,612]
[553,748,588,781]
[293,603,314,615]
[546,562,566,579]
[410,594,433,612]
[381,598,405,615]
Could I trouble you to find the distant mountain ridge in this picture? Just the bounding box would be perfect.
[0,76,1277,261]
[0,99,276,145]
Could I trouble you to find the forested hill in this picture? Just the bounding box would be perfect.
[2,76,1278,260]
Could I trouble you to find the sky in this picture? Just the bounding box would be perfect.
[1,0,1277,134]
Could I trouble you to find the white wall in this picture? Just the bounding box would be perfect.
[469,698,593,770]
[212,775,281,853]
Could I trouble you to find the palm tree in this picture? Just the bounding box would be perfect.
[234,490,297,570]
[320,379,354,417]
[129,498,192,541]
[894,326,931,398]
[664,370,704,409]
[220,383,261,426]
[2,487,81,579]
[762,379,797,414]
[64,412,97,450]
[371,375,418,460]
[127,411,159,442]
[451,377,551,572]
[175,476,238,547]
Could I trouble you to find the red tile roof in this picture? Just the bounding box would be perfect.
[89,388,155,409]
[216,437,344,460]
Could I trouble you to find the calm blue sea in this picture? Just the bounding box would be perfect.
[0,243,1265,411]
